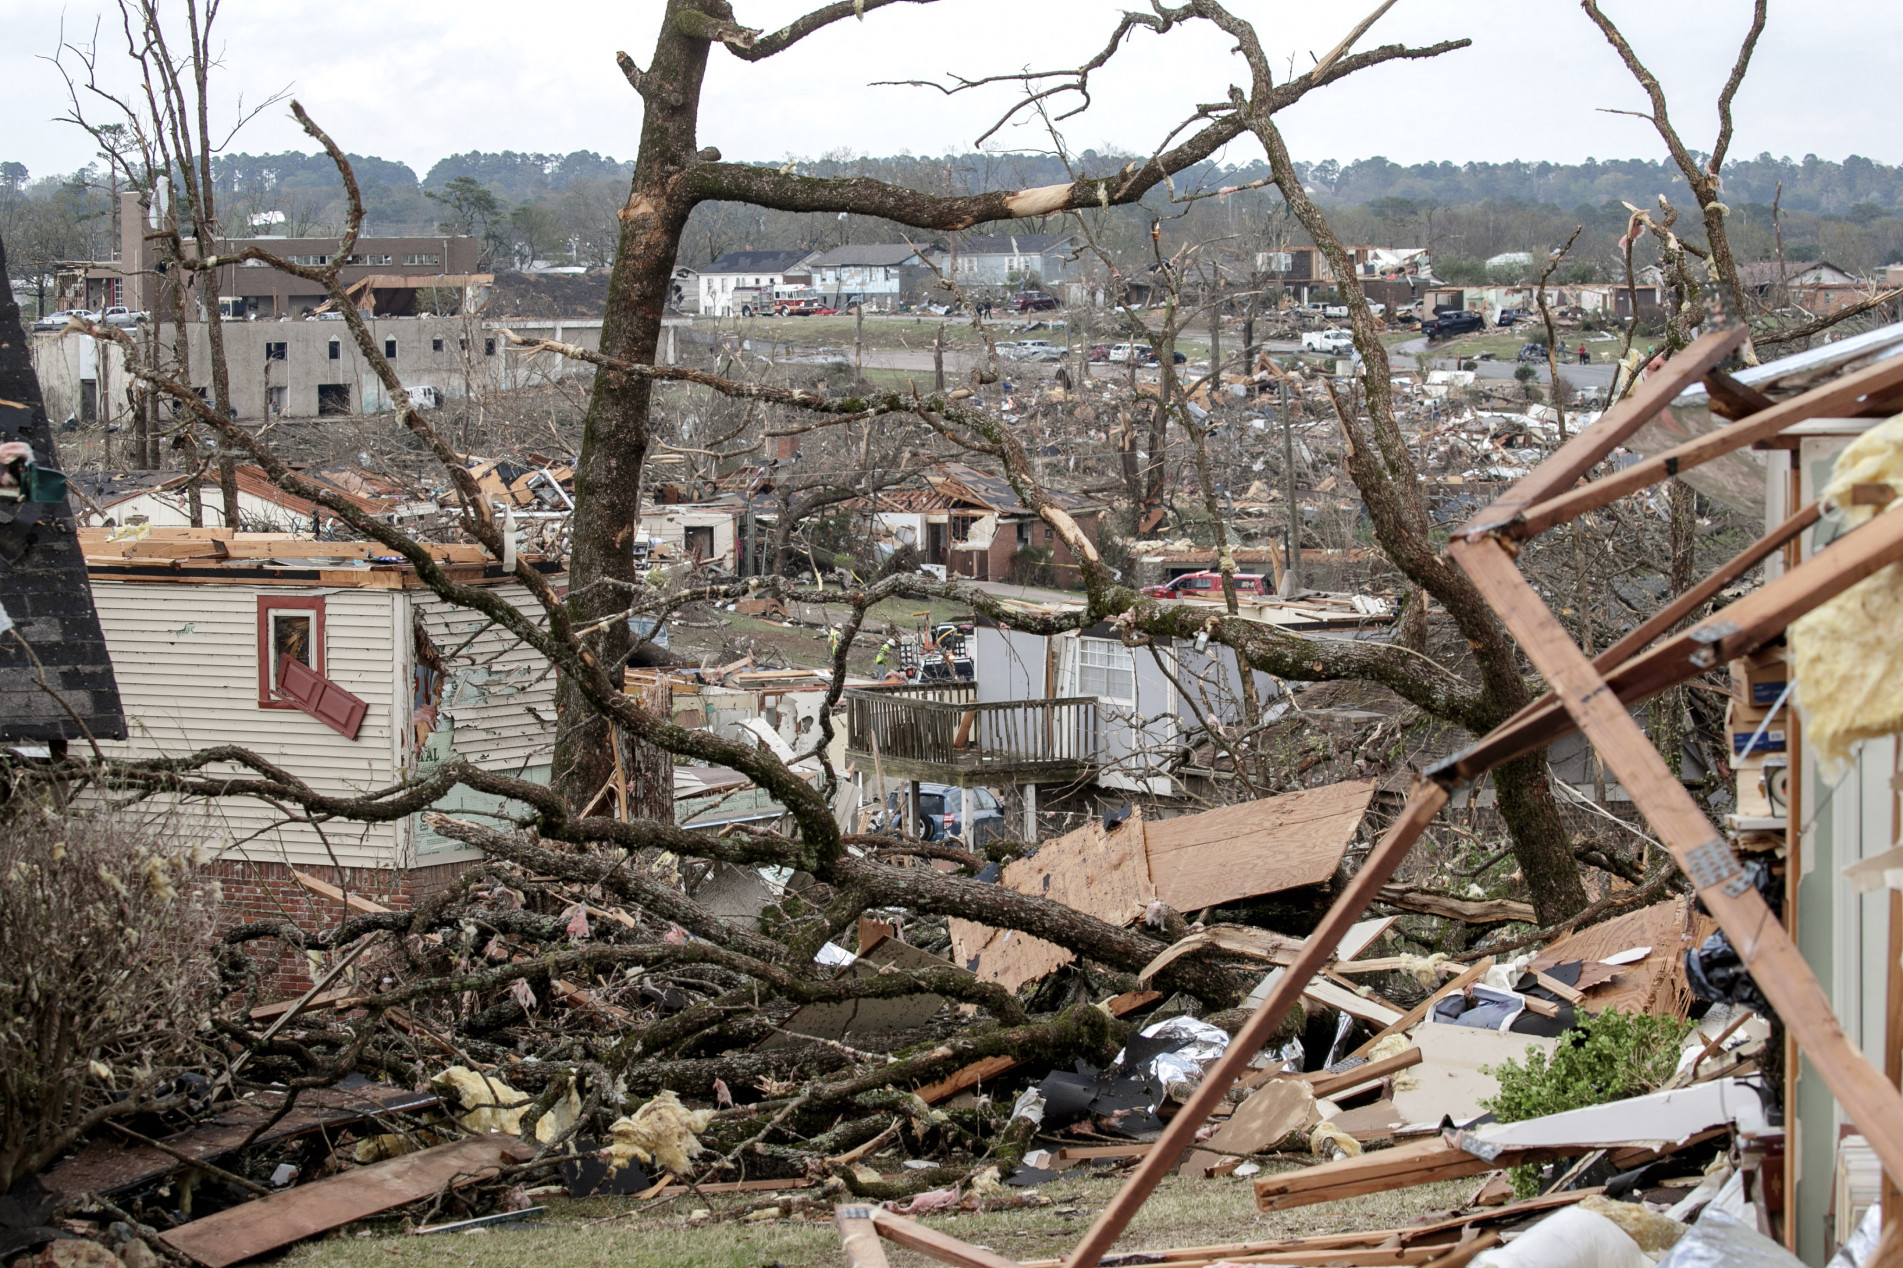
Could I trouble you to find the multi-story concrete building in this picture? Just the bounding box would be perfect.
[60,192,487,319]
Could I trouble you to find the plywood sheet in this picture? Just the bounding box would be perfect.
[1143,780,1375,912]
[1200,1077,1316,1158]
[161,1134,530,1267]
[949,812,1155,994]
[1530,897,1711,1019]
[1391,1024,1559,1127]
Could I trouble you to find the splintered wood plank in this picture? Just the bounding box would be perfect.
[1450,531,1903,1191]
[1143,780,1376,913]
[1529,896,1711,1018]
[1065,783,1449,1268]
[947,812,1155,994]
[160,1135,530,1267]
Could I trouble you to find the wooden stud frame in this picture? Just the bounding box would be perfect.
[835,334,1903,1267]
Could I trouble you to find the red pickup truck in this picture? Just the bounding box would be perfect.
[1140,571,1270,599]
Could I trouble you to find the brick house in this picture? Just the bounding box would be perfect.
[923,462,1105,586]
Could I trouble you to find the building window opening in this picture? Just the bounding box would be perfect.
[265,341,287,362]
[431,337,444,353]
[1075,637,1135,703]
[257,595,324,706]
[384,337,398,359]
[328,338,341,361]
[317,383,351,416]
[483,338,496,356]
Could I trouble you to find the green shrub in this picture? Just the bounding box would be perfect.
[1482,1008,1694,1195]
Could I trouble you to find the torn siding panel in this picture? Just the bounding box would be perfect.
[411,585,556,774]
[89,581,402,869]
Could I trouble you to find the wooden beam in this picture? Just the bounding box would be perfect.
[1063,782,1450,1268]
[1430,500,1903,786]
[1301,1046,1422,1100]
[1510,351,1903,538]
[1702,367,1777,420]
[836,1205,894,1268]
[1347,958,1494,1062]
[870,1208,1023,1268]
[1461,326,1745,537]
[292,870,391,915]
[1449,532,1903,1189]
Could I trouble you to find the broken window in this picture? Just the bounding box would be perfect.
[317,383,351,416]
[288,254,330,267]
[328,339,341,361]
[258,596,324,706]
[1075,637,1135,703]
[265,342,287,362]
[384,338,398,359]
[483,338,496,356]
[684,525,715,561]
[266,385,286,415]
[403,253,440,267]
[431,337,444,353]
[950,514,977,543]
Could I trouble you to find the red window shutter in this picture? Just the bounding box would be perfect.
[276,656,368,740]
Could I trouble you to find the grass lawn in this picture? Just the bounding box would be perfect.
[279,1168,1477,1268]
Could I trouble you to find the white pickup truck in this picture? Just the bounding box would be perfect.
[1301,329,1354,356]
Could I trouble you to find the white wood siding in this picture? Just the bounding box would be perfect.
[91,581,403,870]
[410,585,558,859]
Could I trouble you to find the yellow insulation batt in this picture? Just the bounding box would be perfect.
[604,1089,715,1177]
[432,1065,581,1143]
[1791,414,1903,768]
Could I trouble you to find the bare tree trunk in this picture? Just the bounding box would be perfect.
[1245,104,1589,922]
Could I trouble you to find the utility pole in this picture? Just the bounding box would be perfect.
[933,322,944,392]
[1280,379,1301,595]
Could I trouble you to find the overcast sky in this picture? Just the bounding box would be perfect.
[3,1,1899,183]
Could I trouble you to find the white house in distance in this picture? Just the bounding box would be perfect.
[695,249,815,316]
[944,233,1076,289]
[806,245,929,311]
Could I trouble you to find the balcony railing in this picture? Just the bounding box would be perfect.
[844,683,1102,779]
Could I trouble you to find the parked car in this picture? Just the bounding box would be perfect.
[1424,310,1486,340]
[1011,291,1059,312]
[1321,304,1350,318]
[1001,339,1058,360]
[1087,343,1113,362]
[32,310,86,332]
[1140,570,1270,599]
[101,306,146,328]
[1301,329,1354,356]
[1108,343,1151,363]
[1496,308,1531,327]
[886,782,1004,843]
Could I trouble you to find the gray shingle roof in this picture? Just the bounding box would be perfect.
[955,234,1075,256]
[701,249,813,276]
[808,244,924,268]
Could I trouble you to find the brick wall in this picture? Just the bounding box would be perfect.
[211,857,475,995]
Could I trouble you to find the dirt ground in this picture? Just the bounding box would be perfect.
[280,1168,1476,1268]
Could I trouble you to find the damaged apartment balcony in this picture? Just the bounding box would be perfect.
[843,681,1103,787]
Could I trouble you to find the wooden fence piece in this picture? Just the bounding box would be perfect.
[1450,532,1903,1189]
[1462,326,1745,537]
[1061,782,1449,1268]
